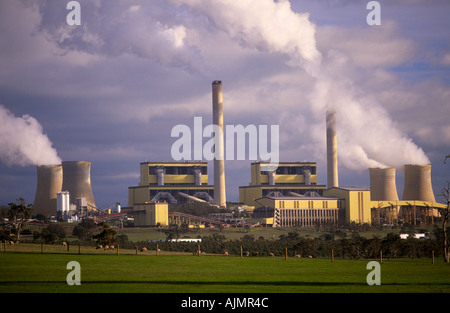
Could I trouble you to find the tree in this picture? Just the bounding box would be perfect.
[7,198,32,241]
[73,218,97,240]
[93,222,117,246]
[438,182,450,262]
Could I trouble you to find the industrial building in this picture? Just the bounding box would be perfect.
[253,187,371,227]
[239,162,327,207]
[128,161,214,207]
[33,161,97,219]
[132,202,169,227]
[369,164,444,226]
[247,110,445,228]
[31,80,447,229]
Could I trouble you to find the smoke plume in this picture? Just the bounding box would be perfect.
[173,0,430,170]
[0,105,61,167]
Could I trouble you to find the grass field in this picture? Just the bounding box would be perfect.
[1,248,449,293]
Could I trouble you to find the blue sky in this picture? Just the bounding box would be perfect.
[0,0,449,210]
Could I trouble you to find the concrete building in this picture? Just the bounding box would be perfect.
[256,195,345,227]
[324,187,372,224]
[239,162,327,207]
[254,186,371,227]
[132,202,168,227]
[128,161,214,207]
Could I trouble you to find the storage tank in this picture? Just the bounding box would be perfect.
[57,191,70,214]
[33,164,63,217]
[402,164,436,202]
[61,161,96,209]
[369,167,399,201]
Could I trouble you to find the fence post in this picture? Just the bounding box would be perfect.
[380,250,382,263]
[331,249,334,262]
[41,241,43,253]
[240,246,243,258]
[285,247,287,260]
[117,243,120,256]
[432,250,435,264]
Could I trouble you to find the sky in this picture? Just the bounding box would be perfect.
[0,0,449,210]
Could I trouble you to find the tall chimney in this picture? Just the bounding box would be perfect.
[33,164,63,217]
[212,80,226,207]
[326,109,338,189]
[61,161,96,208]
[402,164,436,202]
[369,167,399,201]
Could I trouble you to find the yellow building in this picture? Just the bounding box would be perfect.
[255,195,345,227]
[129,161,214,206]
[324,187,372,224]
[239,162,327,206]
[254,186,372,227]
[132,202,168,227]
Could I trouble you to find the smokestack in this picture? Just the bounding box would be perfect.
[212,80,226,207]
[402,164,436,202]
[326,109,338,189]
[61,161,96,208]
[156,166,164,186]
[369,167,399,201]
[193,167,202,186]
[33,164,63,216]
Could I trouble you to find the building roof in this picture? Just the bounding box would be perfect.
[140,161,207,165]
[257,195,343,201]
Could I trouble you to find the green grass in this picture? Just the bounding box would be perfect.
[0,251,449,293]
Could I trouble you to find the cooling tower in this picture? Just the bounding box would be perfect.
[61,161,96,208]
[402,164,436,202]
[369,167,399,201]
[33,164,63,216]
[212,80,226,207]
[326,109,338,188]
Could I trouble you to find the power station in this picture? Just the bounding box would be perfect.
[32,80,446,227]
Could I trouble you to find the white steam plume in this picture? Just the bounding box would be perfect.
[174,0,430,170]
[0,105,61,166]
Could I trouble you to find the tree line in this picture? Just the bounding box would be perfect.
[126,228,448,260]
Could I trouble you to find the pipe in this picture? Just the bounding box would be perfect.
[178,192,207,203]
